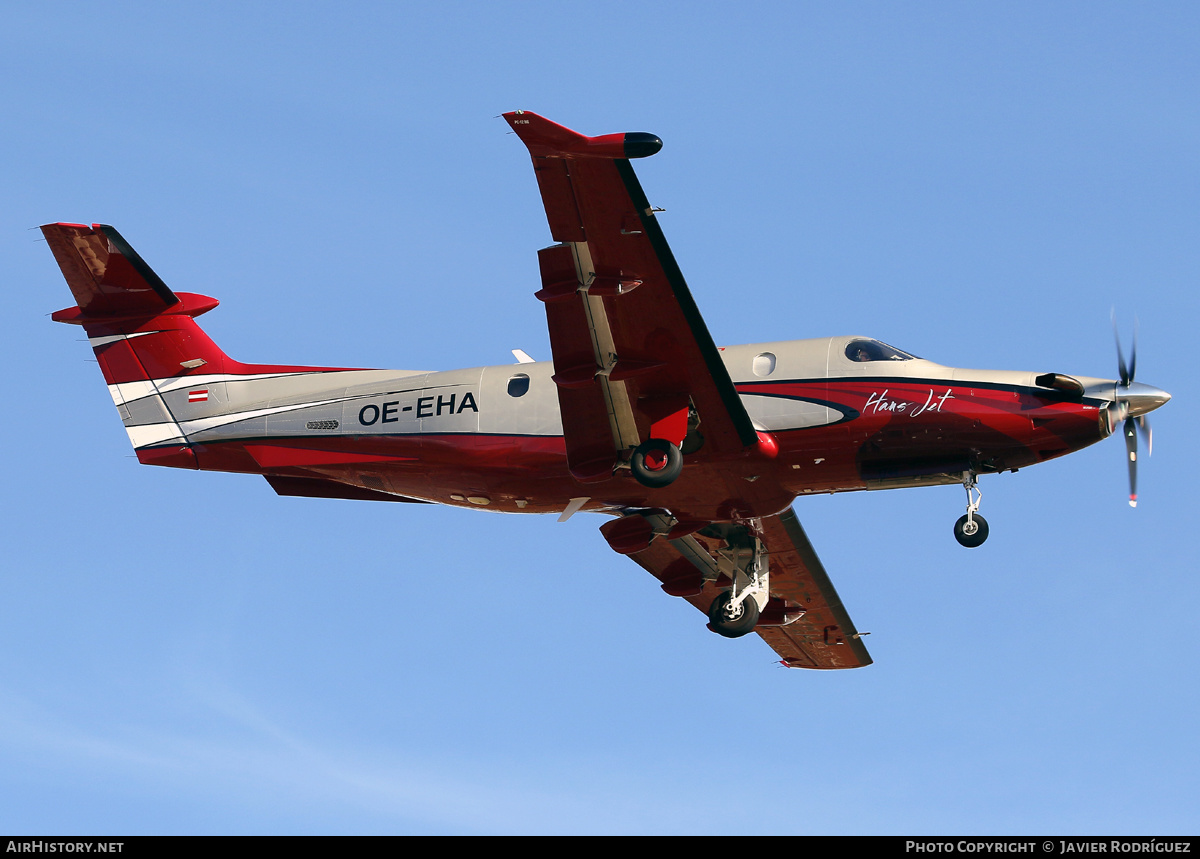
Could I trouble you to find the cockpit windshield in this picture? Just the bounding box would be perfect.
[844,339,919,362]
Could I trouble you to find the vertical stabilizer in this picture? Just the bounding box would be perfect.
[45,223,234,468]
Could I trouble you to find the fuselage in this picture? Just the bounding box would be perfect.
[123,333,1119,523]
[46,108,1174,666]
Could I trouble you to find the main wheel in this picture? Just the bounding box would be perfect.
[953,513,989,548]
[630,438,683,488]
[707,591,761,639]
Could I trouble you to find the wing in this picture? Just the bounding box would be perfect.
[505,111,758,483]
[607,507,873,669]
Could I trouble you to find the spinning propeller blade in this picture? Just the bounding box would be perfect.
[1123,416,1138,507]
[1113,316,1131,387]
[1138,415,1152,457]
[1109,316,1167,507]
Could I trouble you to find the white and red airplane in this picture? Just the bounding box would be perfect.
[45,111,1169,669]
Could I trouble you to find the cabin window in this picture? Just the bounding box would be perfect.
[752,352,776,377]
[507,373,530,397]
[845,339,917,363]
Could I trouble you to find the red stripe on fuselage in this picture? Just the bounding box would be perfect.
[741,378,1106,475]
[132,378,1106,522]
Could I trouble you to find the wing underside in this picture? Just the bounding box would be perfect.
[510,113,869,667]
[506,111,758,483]
[616,507,873,669]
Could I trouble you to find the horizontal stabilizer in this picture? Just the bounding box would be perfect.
[264,475,430,504]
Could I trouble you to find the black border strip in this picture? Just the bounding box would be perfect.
[140,430,567,450]
[738,377,1107,404]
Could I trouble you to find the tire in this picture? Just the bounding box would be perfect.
[707,591,761,639]
[630,438,683,488]
[954,513,989,548]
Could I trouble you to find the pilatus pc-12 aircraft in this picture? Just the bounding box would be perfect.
[45,111,1170,669]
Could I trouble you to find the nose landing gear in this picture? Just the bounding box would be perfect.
[953,471,989,548]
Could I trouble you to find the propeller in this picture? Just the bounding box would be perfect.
[1111,316,1159,507]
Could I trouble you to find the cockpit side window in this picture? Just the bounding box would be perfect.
[844,339,918,362]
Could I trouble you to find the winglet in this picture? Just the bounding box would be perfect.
[503,111,662,160]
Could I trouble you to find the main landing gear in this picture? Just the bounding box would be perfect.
[708,591,760,637]
[953,471,989,548]
[707,529,769,638]
[630,438,683,489]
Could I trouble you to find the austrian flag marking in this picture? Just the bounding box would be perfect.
[188,389,209,403]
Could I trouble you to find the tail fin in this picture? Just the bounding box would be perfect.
[46,223,234,468]
[48,223,360,469]
[46,223,183,318]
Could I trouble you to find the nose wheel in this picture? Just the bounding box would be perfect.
[953,471,989,547]
[954,512,989,547]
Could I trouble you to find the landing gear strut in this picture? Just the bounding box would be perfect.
[953,471,989,548]
[707,530,769,638]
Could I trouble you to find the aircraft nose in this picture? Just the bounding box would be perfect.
[1123,382,1171,417]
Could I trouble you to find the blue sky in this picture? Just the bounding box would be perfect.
[2,2,1197,834]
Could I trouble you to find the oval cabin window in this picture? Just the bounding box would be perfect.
[507,374,530,397]
[752,352,776,377]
